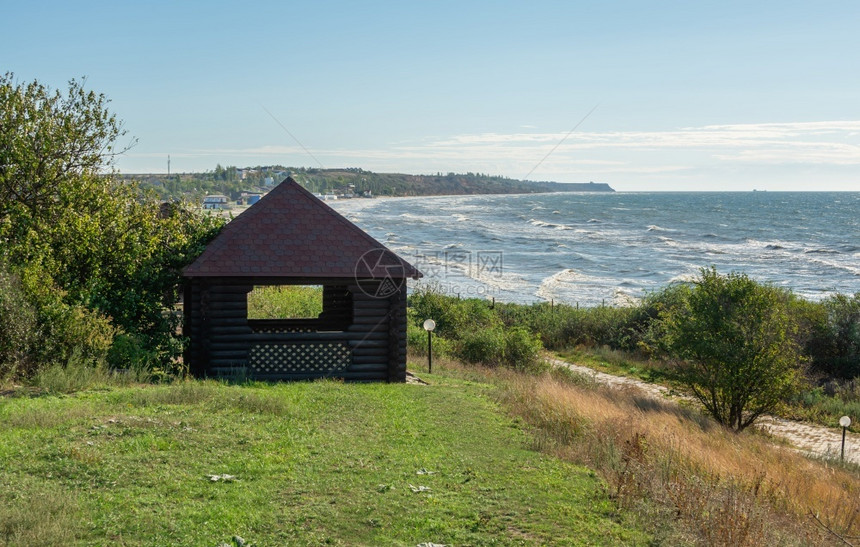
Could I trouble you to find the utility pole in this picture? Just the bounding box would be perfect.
[167,155,171,176]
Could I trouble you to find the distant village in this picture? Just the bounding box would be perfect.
[200,169,373,211]
[124,165,614,209]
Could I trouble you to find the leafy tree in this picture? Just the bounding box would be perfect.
[0,73,223,376]
[0,73,135,223]
[823,293,860,377]
[664,268,805,431]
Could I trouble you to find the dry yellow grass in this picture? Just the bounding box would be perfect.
[420,355,860,545]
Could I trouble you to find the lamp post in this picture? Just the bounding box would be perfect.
[423,319,436,374]
[840,415,851,461]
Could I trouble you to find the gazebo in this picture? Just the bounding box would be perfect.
[182,177,422,382]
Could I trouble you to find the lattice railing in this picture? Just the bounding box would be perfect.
[248,342,351,374]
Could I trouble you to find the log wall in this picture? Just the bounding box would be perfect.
[183,277,407,382]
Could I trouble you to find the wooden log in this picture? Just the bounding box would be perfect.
[247,372,386,382]
[205,300,247,310]
[209,349,248,361]
[349,340,387,349]
[351,355,387,365]
[208,359,250,368]
[243,332,388,343]
[352,309,387,317]
[210,285,253,294]
[348,363,387,373]
[209,318,250,328]
[211,326,254,336]
[209,310,240,317]
[348,317,390,327]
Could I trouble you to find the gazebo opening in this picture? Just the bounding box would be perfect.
[248,285,324,320]
[246,284,353,333]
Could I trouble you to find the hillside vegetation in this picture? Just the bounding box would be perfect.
[124,166,614,202]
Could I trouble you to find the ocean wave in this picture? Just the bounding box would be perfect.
[667,272,699,284]
[804,256,860,277]
[613,289,640,307]
[528,218,571,230]
[538,268,597,287]
[334,192,860,302]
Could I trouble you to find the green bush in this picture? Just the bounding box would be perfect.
[824,293,860,378]
[0,263,39,378]
[503,327,543,371]
[36,299,116,368]
[457,327,507,366]
[409,284,499,337]
[454,326,543,371]
[107,333,160,371]
[1,74,225,379]
[406,319,454,357]
[664,268,805,431]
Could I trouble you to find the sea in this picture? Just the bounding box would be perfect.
[329,192,860,307]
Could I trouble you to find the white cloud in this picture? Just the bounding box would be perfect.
[122,119,860,189]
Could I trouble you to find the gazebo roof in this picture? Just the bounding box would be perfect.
[183,177,422,279]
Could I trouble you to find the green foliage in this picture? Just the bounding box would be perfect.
[0,74,224,379]
[247,285,323,319]
[409,284,500,337]
[0,72,133,222]
[34,296,116,368]
[664,267,805,431]
[0,262,39,378]
[407,288,543,370]
[822,293,860,377]
[502,326,544,371]
[106,333,160,371]
[406,319,454,357]
[458,327,507,366]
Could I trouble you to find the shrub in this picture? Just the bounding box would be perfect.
[824,293,860,378]
[408,284,499,337]
[664,268,805,431]
[503,327,543,371]
[107,332,160,371]
[0,263,39,378]
[458,327,507,366]
[407,319,454,357]
[36,299,116,368]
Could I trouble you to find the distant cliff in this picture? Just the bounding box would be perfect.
[533,181,615,193]
[124,165,615,200]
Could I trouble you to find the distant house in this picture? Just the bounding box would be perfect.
[202,195,230,210]
[241,191,264,205]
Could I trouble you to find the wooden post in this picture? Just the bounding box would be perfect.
[427,329,433,374]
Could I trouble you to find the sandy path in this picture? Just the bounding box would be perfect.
[550,358,860,465]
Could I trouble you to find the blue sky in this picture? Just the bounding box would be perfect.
[3,1,859,191]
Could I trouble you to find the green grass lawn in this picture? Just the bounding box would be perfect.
[0,375,649,546]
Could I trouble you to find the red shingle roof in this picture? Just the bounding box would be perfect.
[183,177,422,279]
